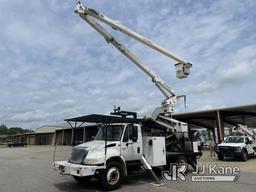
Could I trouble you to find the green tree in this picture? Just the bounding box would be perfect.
[206,129,212,140]
[0,124,8,135]
[0,124,30,135]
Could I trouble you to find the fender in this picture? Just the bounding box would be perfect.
[242,147,248,154]
[106,155,127,176]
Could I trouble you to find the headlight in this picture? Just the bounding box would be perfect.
[84,159,100,165]
[235,147,241,152]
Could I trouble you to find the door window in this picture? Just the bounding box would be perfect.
[123,124,138,142]
[246,137,253,144]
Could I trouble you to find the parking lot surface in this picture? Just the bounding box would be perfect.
[0,146,256,192]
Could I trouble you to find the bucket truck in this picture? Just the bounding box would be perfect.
[53,2,201,190]
[216,124,256,161]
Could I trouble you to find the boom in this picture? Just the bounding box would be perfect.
[74,2,192,131]
[232,124,256,141]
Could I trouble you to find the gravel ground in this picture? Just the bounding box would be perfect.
[0,145,255,192]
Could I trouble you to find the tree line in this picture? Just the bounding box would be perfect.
[0,124,31,135]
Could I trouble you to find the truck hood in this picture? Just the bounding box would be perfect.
[76,140,118,151]
[218,143,245,147]
[75,140,120,163]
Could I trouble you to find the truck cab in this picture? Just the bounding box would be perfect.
[216,135,256,161]
[72,123,143,165]
[54,122,147,190]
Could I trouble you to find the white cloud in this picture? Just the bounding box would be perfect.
[185,45,256,94]
[9,110,50,123]
[0,0,256,129]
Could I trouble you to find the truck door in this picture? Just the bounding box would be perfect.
[121,124,142,161]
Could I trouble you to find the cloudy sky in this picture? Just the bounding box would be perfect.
[0,0,255,129]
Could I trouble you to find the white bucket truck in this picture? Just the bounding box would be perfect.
[216,124,256,161]
[54,2,201,190]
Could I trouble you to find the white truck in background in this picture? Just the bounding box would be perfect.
[53,2,201,190]
[216,124,256,161]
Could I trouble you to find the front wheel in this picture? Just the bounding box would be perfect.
[241,150,248,161]
[99,161,123,191]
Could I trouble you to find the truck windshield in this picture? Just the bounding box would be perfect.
[94,125,124,141]
[224,137,244,143]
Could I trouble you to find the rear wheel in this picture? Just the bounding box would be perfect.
[99,161,123,191]
[73,176,92,183]
[176,156,188,173]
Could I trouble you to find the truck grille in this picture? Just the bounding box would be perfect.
[69,147,88,164]
[219,146,235,152]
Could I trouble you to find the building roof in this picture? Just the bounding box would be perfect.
[0,135,9,138]
[35,125,69,133]
[173,104,256,129]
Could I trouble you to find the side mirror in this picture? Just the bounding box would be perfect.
[129,135,137,143]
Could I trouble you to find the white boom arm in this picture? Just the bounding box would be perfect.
[232,124,256,140]
[74,2,192,68]
[74,2,192,131]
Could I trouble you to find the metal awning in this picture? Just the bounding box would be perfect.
[173,104,256,129]
[65,114,144,124]
[64,104,256,143]
[65,114,168,131]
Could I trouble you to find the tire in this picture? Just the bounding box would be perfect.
[73,176,92,183]
[176,156,188,173]
[217,154,224,160]
[99,161,123,191]
[241,150,248,161]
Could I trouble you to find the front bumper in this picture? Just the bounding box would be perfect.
[53,161,104,177]
[216,151,242,157]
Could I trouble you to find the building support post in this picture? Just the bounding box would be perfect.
[52,132,56,146]
[71,129,74,145]
[212,128,217,143]
[61,130,64,145]
[71,122,76,146]
[28,135,30,145]
[83,127,87,142]
[216,110,224,143]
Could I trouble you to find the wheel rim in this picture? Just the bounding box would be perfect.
[178,159,188,171]
[107,167,120,185]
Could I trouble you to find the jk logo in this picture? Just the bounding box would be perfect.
[162,163,187,182]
